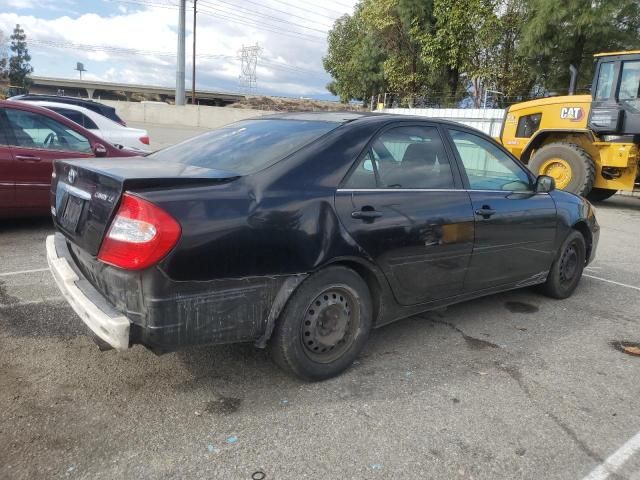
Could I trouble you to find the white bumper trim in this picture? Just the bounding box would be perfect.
[46,235,130,350]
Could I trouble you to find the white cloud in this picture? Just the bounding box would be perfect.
[0,0,357,97]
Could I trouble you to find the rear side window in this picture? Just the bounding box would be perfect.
[515,113,542,138]
[149,119,338,175]
[345,125,455,189]
[51,108,97,130]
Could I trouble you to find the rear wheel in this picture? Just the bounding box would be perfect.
[529,143,595,196]
[587,188,617,202]
[540,230,586,299]
[270,266,372,381]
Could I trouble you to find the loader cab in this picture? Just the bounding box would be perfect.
[589,51,640,138]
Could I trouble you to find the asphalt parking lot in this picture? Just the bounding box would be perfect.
[1,176,640,478]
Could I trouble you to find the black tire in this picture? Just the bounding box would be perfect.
[587,187,617,202]
[270,266,372,381]
[529,142,595,196]
[540,230,586,299]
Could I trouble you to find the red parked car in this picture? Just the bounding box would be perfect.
[0,100,138,218]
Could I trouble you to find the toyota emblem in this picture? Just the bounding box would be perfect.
[67,168,77,184]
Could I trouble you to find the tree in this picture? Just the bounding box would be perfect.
[0,30,8,80]
[323,9,386,103]
[8,24,33,91]
[520,0,640,93]
[360,0,435,102]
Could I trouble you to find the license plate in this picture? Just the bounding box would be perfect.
[60,194,85,232]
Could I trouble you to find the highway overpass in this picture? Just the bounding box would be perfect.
[28,75,244,106]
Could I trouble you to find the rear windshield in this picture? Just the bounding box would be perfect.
[148,119,338,175]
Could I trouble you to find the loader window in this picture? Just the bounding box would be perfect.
[595,62,615,100]
[619,61,640,109]
[515,113,542,138]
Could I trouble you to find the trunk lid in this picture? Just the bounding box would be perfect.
[52,157,239,256]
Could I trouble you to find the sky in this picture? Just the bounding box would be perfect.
[0,0,357,99]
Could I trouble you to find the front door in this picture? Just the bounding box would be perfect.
[335,124,475,306]
[0,112,16,209]
[3,107,94,211]
[446,128,557,292]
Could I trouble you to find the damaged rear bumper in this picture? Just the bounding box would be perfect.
[46,234,131,350]
[47,233,308,352]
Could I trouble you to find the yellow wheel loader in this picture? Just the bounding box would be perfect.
[499,51,640,201]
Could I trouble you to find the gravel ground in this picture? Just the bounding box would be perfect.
[1,195,639,480]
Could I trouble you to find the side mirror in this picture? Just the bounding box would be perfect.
[535,175,555,193]
[93,143,107,158]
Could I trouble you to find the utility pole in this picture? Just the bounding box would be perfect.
[191,0,197,104]
[175,0,186,106]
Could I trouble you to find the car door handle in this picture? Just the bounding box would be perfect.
[475,206,496,218]
[15,155,42,162]
[351,209,383,220]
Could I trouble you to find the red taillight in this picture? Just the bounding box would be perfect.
[98,194,181,270]
[140,136,150,145]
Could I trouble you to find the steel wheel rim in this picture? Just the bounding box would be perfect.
[301,285,360,363]
[559,241,579,285]
[540,158,572,189]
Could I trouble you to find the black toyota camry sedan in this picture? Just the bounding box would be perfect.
[47,112,599,380]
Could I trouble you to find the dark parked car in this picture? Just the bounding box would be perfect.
[0,100,137,218]
[47,113,599,380]
[9,94,126,126]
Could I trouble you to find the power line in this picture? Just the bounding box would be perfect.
[107,0,328,43]
[103,0,179,10]
[197,1,330,34]
[196,6,326,43]
[266,0,345,21]
[199,0,333,29]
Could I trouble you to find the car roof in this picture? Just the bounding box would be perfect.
[261,111,478,130]
[23,100,99,117]
[11,94,112,108]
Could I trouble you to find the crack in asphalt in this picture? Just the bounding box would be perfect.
[426,318,501,350]
[423,315,619,472]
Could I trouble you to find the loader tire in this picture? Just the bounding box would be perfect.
[529,142,595,196]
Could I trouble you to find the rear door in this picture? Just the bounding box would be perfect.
[3,106,95,210]
[0,110,16,208]
[335,123,475,306]
[446,128,557,292]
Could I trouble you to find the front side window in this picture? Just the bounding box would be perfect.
[515,113,542,138]
[4,108,92,153]
[449,129,531,191]
[149,119,338,176]
[345,125,455,189]
[595,62,615,100]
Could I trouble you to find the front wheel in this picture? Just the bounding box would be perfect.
[540,230,586,299]
[270,266,372,381]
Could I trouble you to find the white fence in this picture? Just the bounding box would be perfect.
[381,108,506,137]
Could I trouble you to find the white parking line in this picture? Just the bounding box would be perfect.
[0,296,63,308]
[584,274,640,292]
[0,267,49,277]
[581,430,640,480]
